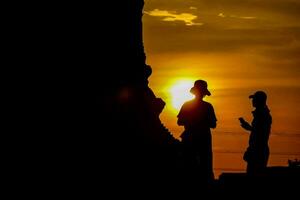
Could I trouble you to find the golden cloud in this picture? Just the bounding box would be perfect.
[218,13,256,20]
[145,9,203,26]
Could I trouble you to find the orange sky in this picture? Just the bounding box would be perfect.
[143,0,300,176]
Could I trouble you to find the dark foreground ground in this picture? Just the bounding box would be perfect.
[216,166,300,196]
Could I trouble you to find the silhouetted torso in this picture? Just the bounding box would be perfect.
[178,100,216,137]
[249,107,272,150]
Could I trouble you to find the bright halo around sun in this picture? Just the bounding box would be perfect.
[170,80,195,111]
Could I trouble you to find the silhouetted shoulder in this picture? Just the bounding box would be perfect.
[177,100,196,120]
[183,99,195,107]
[178,100,194,110]
[202,101,215,112]
[180,100,215,112]
[202,101,213,107]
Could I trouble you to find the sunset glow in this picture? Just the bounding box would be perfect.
[170,80,194,110]
[144,0,300,176]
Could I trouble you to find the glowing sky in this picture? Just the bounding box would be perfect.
[143,0,300,176]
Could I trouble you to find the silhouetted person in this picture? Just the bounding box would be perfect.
[177,80,217,184]
[239,91,272,175]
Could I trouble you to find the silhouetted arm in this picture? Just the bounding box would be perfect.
[240,120,252,131]
[209,104,217,128]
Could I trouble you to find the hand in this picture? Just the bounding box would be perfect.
[239,118,252,131]
[239,117,246,123]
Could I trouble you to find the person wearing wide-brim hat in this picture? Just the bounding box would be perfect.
[177,80,217,183]
[189,80,211,96]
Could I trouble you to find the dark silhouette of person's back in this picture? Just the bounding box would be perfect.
[239,91,272,175]
[177,80,217,184]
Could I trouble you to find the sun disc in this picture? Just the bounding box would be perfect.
[170,80,195,110]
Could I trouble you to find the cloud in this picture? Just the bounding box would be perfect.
[145,9,203,26]
[144,23,300,55]
[218,13,256,20]
[218,13,226,18]
[145,0,300,21]
[239,16,256,20]
[143,0,300,72]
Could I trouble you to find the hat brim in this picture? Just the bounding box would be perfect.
[249,95,255,99]
[190,87,211,96]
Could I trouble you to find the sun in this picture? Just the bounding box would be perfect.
[170,80,195,110]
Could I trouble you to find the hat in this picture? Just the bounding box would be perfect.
[249,91,267,101]
[190,80,211,96]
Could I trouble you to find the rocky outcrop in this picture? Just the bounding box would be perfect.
[101,0,180,188]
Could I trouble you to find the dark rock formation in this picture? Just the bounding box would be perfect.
[23,1,179,195]
[99,0,180,191]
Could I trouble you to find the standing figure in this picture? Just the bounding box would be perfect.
[239,91,272,174]
[177,80,217,183]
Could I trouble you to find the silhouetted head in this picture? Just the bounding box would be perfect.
[190,80,211,98]
[249,91,267,107]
